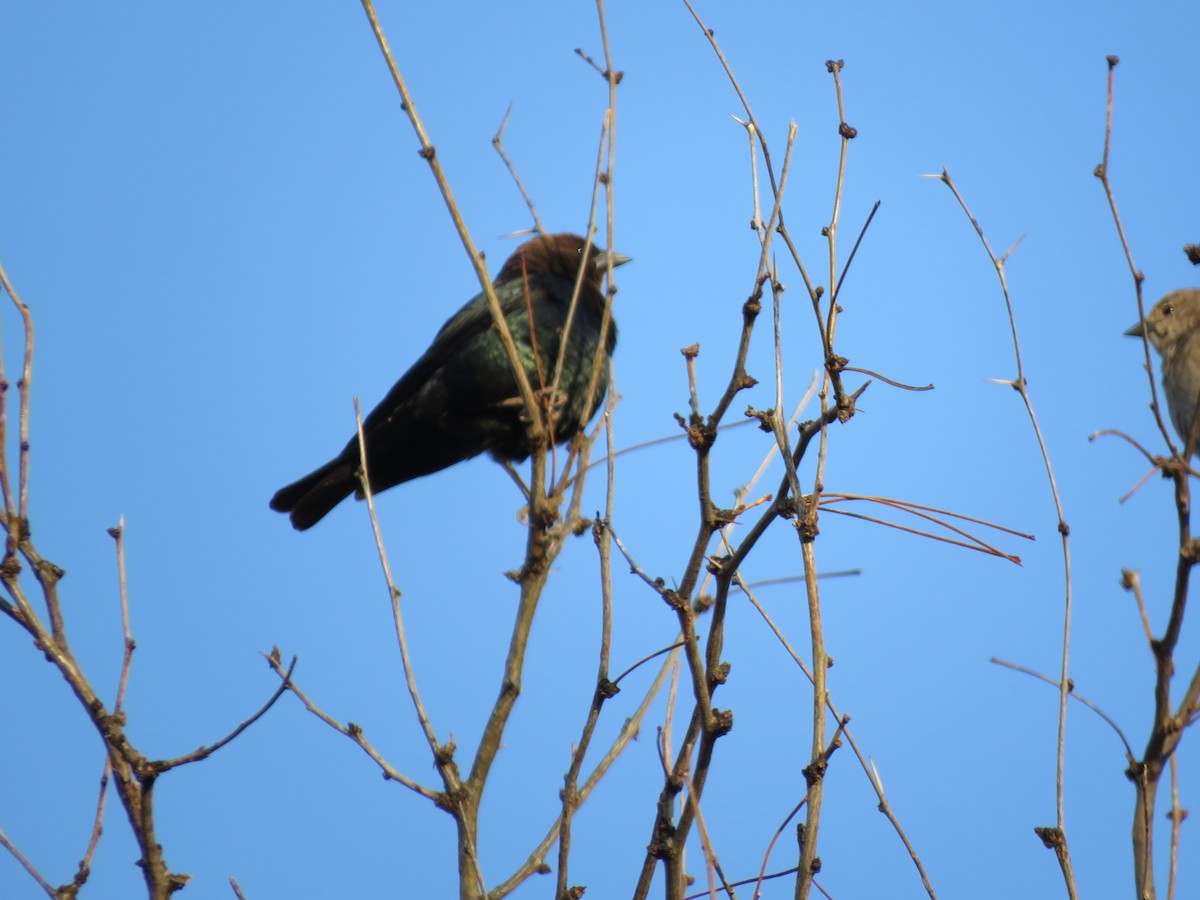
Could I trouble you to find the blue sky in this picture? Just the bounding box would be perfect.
[2,1,1198,898]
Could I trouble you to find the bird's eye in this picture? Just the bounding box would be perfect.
[1164,305,1175,317]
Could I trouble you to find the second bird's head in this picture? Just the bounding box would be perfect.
[1125,288,1200,353]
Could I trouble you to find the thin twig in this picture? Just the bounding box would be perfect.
[0,260,17,527]
[736,572,861,590]
[555,412,619,899]
[612,640,690,686]
[0,825,55,897]
[990,657,1134,760]
[109,517,135,717]
[358,0,544,442]
[1167,753,1183,900]
[1095,61,1196,900]
[264,652,439,801]
[548,116,611,433]
[732,114,764,236]
[841,366,932,391]
[579,417,759,478]
[9,270,33,523]
[1121,569,1156,645]
[0,226,36,530]
[489,643,677,899]
[933,167,1077,899]
[751,797,806,900]
[76,517,138,885]
[821,505,1023,562]
[825,494,1033,539]
[816,58,853,409]
[790,63,859,899]
[156,657,298,772]
[462,7,619,892]
[686,867,810,900]
[832,201,880,300]
[736,577,937,898]
[353,398,445,759]
[492,104,546,236]
[819,493,1031,563]
[683,769,736,900]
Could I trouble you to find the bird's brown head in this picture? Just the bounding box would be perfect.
[496,233,631,287]
[1125,288,1200,353]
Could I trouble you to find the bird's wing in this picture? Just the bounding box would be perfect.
[360,274,565,434]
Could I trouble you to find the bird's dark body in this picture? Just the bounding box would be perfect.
[270,233,625,530]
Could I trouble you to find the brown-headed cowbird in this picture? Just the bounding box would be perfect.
[1126,288,1200,452]
[271,233,630,530]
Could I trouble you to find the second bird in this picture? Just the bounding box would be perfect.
[1126,288,1200,453]
[271,232,630,530]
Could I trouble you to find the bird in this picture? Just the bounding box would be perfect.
[1126,288,1200,454]
[270,232,630,530]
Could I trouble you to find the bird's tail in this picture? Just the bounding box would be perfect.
[269,456,358,531]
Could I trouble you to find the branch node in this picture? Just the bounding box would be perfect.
[709,662,731,687]
[705,554,731,575]
[434,739,457,765]
[662,589,687,612]
[1034,825,1065,850]
[36,558,65,584]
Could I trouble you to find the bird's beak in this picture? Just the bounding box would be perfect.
[1125,320,1148,338]
[595,250,632,272]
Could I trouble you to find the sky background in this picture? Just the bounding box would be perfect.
[2,1,1199,898]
